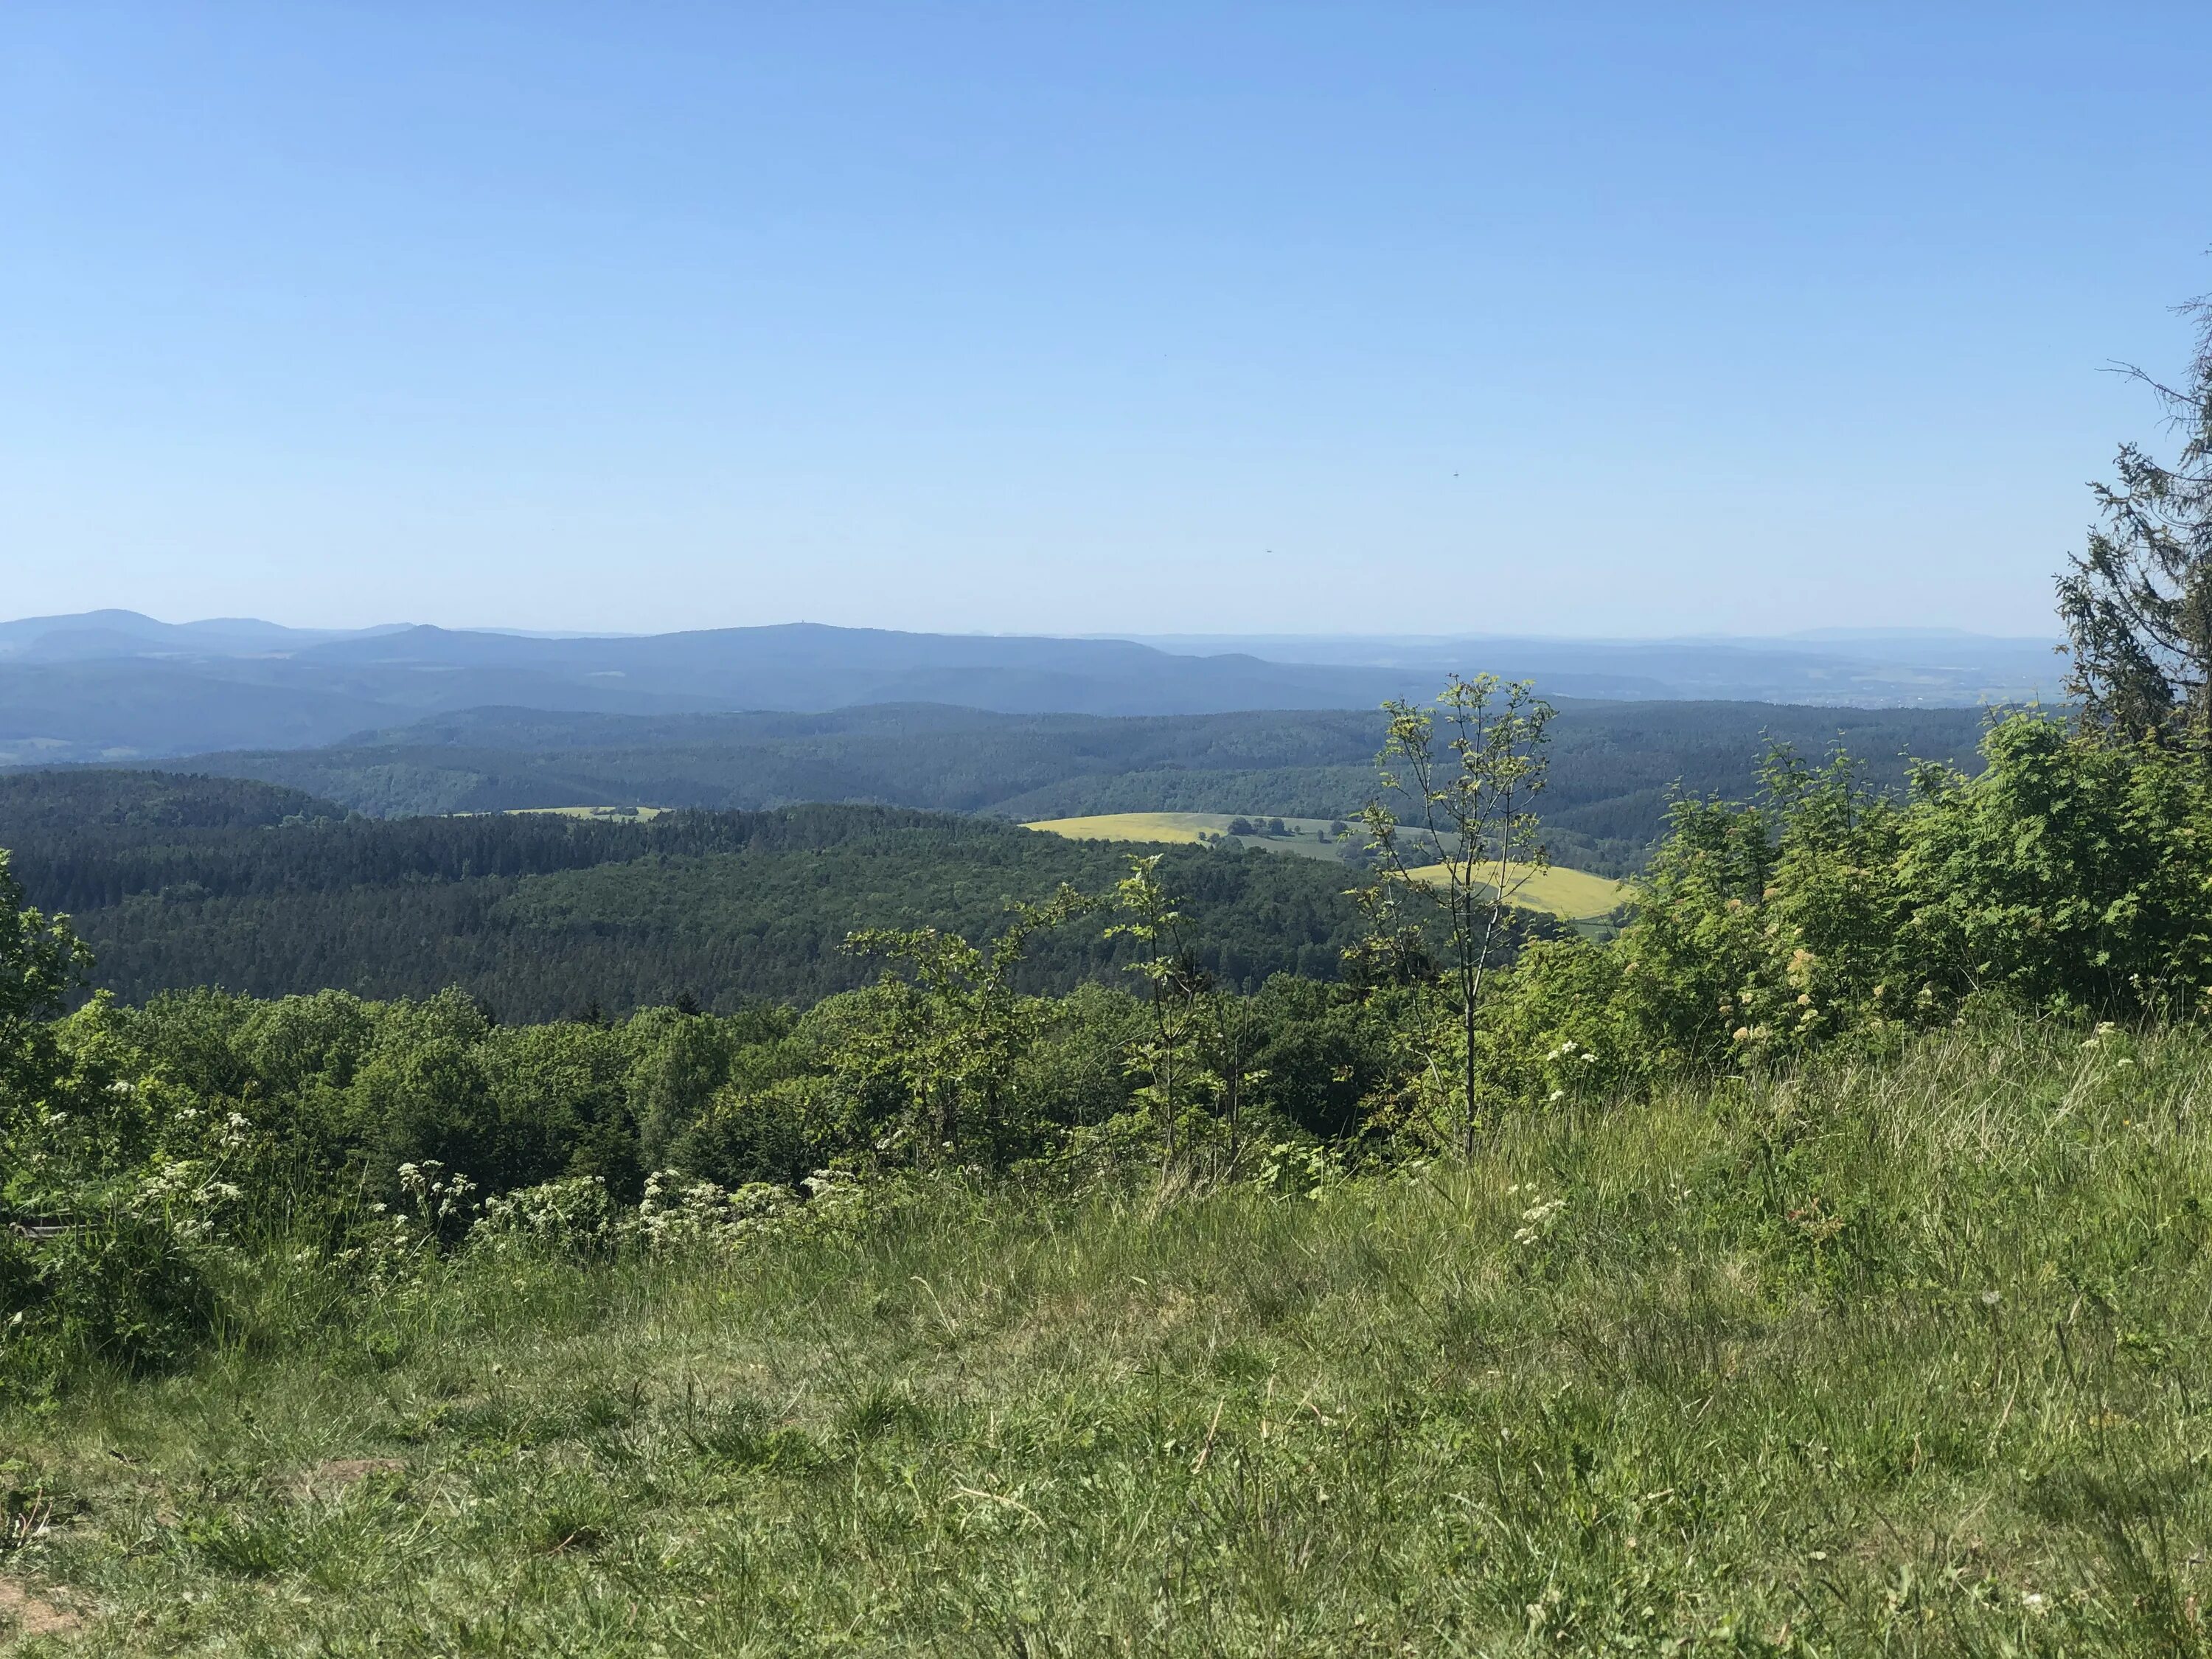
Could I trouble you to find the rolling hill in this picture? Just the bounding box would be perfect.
[0,611,2055,764]
[159,700,1991,876]
[0,617,1422,762]
[0,771,1378,1018]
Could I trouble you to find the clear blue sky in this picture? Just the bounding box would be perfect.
[5,3,2208,638]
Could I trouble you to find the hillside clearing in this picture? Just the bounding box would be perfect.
[1024,809,1247,845]
[1025,812,1632,919]
[498,804,667,821]
[4,1019,2205,1654]
[1402,856,1632,920]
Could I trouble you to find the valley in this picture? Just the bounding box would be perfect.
[5,14,2196,1647]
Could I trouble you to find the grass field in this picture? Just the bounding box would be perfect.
[1402,857,1632,921]
[1025,813,1632,920]
[498,804,668,821]
[1024,810,1249,846]
[4,1017,2208,1653]
[1023,811,1355,863]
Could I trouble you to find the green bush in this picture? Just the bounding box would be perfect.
[668,1077,826,1189]
[29,1208,220,1374]
[1466,714,2212,1116]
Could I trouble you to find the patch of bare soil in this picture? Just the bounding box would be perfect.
[297,1457,405,1498]
[0,1576,83,1638]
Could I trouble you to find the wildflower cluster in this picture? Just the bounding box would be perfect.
[354,1161,479,1290]
[625,1168,862,1255]
[1538,1036,1606,1106]
[627,1170,792,1253]
[127,1100,257,1245]
[471,1175,614,1257]
[1507,1185,1565,1246]
[2079,1018,2140,1067]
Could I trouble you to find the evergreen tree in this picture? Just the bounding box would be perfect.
[2059,288,2212,745]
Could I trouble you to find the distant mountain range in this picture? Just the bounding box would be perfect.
[0,611,2067,765]
[1129,630,2069,704]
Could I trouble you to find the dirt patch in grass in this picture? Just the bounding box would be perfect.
[0,1576,83,1637]
[299,1457,405,1498]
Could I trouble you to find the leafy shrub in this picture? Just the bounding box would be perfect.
[1467,714,2212,1116]
[21,1210,220,1375]
[470,1175,614,1258]
[667,1077,824,1189]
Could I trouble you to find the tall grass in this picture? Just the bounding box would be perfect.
[7,1015,2212,1653]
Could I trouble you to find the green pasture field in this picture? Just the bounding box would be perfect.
[1402,858,1633,922]
[1024,811,1632,921]
[4,1017,2208,1653]
[498,804,669,821]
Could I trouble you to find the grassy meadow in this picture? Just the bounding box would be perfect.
[1402,858,1631,923]
[497,804,670,821]
[1022,813,1632,921]
[1022,810,1354,861]
[7,1015,2211,1655]
[1023,810,1250,846]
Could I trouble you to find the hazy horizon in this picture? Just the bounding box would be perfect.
[0,605,2064,650]
[10,6,2210,637]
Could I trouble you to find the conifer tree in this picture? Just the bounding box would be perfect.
[2059,288,2212,745]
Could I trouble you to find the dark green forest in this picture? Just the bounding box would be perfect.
[164,699,1988,875]
[0,771,1373,1020]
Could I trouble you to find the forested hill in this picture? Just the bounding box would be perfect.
[0,765,347,836]
[166,699,1991,875]
[0,772,1371,1020]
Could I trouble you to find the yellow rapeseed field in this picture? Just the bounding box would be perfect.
[1023,811,1630,919]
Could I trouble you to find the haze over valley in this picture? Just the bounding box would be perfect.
[0,607,2055,766]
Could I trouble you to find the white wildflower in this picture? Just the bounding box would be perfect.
[1513,1195,1565,1245]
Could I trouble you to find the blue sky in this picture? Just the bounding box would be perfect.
[4,3,2208,638]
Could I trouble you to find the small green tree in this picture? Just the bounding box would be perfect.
[1107,855,1214,1170]
[842,883,1097,1165]
[0,849,91,1107]
[1359,675,1554,1155]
